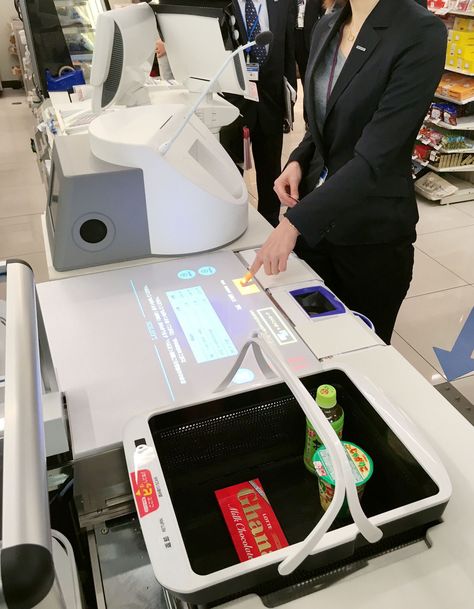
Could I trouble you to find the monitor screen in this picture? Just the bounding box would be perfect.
[153,4,248,96]
[20,0,73,96]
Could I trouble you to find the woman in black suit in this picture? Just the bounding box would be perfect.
[249,0,445,343]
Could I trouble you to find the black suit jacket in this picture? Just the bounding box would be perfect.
[286,0,446,247]
[228,0,297,134]
[303,0,324,49]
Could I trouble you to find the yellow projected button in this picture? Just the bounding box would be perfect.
[233,278,260,295]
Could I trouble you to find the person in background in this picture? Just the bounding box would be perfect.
[155,38,174,81]
[248,0,446,344]
[220,0,297,228]
[295,0,325,90]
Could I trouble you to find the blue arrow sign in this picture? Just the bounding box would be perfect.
[433,307,474,382]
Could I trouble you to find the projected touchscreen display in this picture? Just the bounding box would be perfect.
[124,252,311,399]
[38,251,319,457]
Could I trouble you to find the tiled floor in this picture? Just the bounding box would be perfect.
[0,89,48,288]
[1,86,473,406]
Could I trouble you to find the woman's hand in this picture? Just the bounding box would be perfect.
[155,40,166,58]
[249,218,300,276]
[273,161,302,208]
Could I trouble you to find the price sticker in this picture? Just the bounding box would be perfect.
[130,469,159,518]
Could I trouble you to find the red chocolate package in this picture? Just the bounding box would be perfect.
[215,479,289,562]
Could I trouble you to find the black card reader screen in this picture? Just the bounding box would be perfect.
[293,291,336,316]
[290,286,345,318]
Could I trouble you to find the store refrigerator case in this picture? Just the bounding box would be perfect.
[19,0,109,96]
[123,363,451,605]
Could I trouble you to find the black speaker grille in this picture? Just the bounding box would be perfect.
[79,219,108,244]
[102,23,124,109]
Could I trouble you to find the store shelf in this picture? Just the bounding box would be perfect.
[430,7,474,16]
[55,0,88,5]
[435,92,474,105]
[71,53,93,62]
[61,23,94,32]
[417,173,474,205]
[416,137,474,152]
[426,117,474,130]
[439,146,474,153]
[445,10,474,16]
[427,163,474,172]
[445,65,474,77]
[10,18,37,99]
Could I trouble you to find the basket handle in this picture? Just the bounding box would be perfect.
[214,336,276,393]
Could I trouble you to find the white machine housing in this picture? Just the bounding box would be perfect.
[90,3,245,132]
[89,104,248,255]
[90,3,158,112]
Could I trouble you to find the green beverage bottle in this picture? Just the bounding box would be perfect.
[303,384,345,474]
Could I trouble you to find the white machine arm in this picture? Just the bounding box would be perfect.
[215,331,383,576]
[0,261,66,609]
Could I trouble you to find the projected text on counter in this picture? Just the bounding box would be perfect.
[126,251,318,409]
[166,287,238,363]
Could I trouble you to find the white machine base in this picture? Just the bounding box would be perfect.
[89,105,248,255]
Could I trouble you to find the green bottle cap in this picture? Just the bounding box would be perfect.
[316,384,337,409]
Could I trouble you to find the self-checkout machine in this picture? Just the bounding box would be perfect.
[44,1,260,272]
[35,228,460,609]
[29,4,473,609]
[37,25,462,596]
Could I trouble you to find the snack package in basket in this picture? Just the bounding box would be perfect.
[215,479,289,562]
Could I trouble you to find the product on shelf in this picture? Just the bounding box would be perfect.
[428,0,450,11]
[417,124,474,150]
[436,71,474,101]
[418,125,444,149]
[429,0,474,14]
[415,172,459,199]
[446,30,474,73]
[428,99,474,125]
[413,143,433,165]
[412,160,425,180]
[418,124,474,150]
[428,150,474,167]
[454,15,474,30]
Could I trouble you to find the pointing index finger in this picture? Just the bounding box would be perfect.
[249,255,263,277]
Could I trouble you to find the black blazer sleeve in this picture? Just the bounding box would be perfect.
[286,17,446,247]
[288,128,319,173]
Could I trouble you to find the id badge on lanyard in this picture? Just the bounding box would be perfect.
[246,62,259,81]
[245,3,262,81]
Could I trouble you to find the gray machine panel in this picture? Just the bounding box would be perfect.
[37,251,320,459]
[47,134,151,271]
